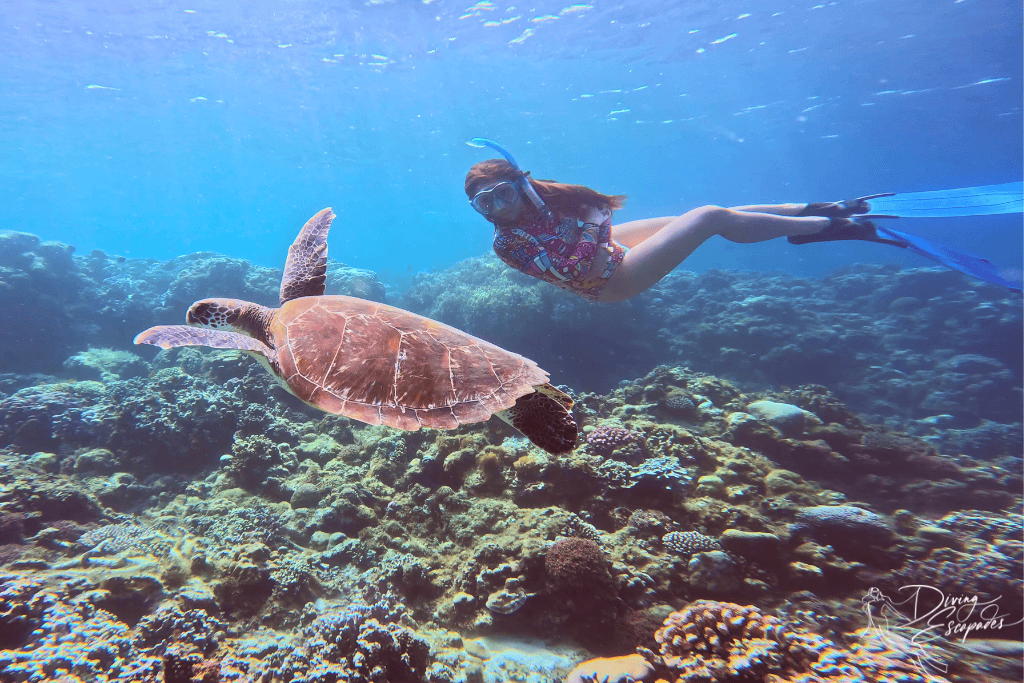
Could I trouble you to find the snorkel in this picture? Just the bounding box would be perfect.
[469,137,554,221]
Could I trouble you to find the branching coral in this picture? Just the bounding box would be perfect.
[190,506,287,548]
[78,522,175,557]
[626,509,673,538]
[231,599,433,682]
[226,434,290,491]
[640,600,948,683]
[586,426,649,464]
[135,605,224,657]
[0,578,163,682]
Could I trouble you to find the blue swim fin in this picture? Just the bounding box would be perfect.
[867,182,1023,218]
[789,219,1023,291]
[874,225,1023,292]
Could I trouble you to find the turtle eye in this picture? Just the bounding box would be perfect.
[186,302,213,326]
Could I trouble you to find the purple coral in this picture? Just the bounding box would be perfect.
[545,537,614,593]
[586,426,649,464]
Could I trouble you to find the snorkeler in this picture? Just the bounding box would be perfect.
[466,139,1023,300]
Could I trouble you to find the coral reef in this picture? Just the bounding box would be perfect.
[0,235,1020,682]
[0,232,386,378]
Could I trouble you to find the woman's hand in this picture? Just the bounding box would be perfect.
[585,244,614,280]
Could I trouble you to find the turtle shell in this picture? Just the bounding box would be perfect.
[271,295,549,431]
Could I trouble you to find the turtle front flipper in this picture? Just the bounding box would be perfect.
[281,208,335,304]
[135,325,275,361]
[497,385,578,455]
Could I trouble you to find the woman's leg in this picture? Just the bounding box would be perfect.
[730,203,808,216]
[611,217,677,248]
[612,204,810,247]
[597,205,828,302]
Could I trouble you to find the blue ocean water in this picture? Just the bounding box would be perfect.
[2,0,1021,290]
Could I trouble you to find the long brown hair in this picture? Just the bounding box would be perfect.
[465,159,626,221]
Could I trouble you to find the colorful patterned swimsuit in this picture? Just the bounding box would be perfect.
[492,206,628,302]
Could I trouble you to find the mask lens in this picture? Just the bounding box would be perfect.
[495,182,518,204]
[470,181,518,216]
[471,193,493,215]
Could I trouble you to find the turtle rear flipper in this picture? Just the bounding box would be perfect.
[135,325,275,360]
[498,387,578,455]
[281,208,334,304]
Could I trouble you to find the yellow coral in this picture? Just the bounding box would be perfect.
[564,653,654,683]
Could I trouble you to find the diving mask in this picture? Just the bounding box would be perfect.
[468,138,553,221]
[470,181,520,216]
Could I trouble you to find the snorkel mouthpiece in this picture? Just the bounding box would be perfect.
[469,137,553,220]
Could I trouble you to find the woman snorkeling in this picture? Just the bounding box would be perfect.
[465,139,1022,301]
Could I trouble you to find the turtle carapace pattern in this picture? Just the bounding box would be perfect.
[134,208,578,455]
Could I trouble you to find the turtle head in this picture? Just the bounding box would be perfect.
[186,296,276,348]
[186,298,246,329]
[186,298,276,347]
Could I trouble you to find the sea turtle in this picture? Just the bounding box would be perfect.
[134,208,578,454]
